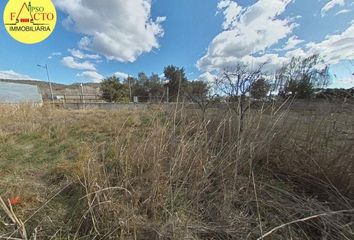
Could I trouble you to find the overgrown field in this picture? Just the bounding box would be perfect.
[0,102,353,239]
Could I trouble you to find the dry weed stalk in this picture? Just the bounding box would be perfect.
[0,197,27,240]
[0,102,353,239]
[257,209,354,240]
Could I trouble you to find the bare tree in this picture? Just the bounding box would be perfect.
[215,63,265,133]
[277,54,330,98]
[184,80,216,120]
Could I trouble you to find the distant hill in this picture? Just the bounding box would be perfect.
[0,79,101,98]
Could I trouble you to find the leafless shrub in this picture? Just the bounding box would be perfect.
[214,63,265,134]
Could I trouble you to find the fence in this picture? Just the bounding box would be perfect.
[44,94,170,104]
[42,94,104,103]
[62,94,103,103]
[64,102,149,110]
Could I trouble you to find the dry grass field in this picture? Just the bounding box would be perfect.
[0,102,353,239]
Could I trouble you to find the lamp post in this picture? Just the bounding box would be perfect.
[37,64,54,101]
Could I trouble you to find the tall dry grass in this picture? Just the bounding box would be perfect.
[0,102,353,239]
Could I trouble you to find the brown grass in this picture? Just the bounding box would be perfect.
[0,102,353,239]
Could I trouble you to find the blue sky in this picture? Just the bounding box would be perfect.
[0,0,353,88]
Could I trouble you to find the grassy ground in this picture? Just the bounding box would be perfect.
[0,102,353,239]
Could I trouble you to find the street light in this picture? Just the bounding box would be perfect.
[37,64,54,101]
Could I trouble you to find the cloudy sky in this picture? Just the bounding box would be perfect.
[0,0,353,88]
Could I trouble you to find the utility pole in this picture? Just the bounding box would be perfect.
[80,83,84,103]
[128,75,132,102]
[164,79,170,103]
[37,64,54,101]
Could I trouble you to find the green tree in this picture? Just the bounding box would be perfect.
[164,65,188,102]
[185,81,209,103]
[148,73,165,102]
[296,77,314,99]
[131,72,149,102]
[130,72,165,102]
[250,78,271,99]
[121,73,165,102]
[100,76,129,102]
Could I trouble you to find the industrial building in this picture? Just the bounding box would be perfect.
[0,81,43,104]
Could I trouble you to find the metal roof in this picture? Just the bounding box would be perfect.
[0,82,43,103]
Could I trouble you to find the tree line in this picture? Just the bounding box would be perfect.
[101,65,211,103]
[100,54,333,104]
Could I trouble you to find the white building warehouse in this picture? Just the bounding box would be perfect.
[0,81,43,104]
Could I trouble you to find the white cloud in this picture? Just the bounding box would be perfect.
[321,0,346,16]
[242,54,288,73]
[197,0,295,72]
[77,71,104,83]
[54,0,165,62]
[61,56,96,71]
[305,22,354,64]
[283,36,304,50]
[0,70,39,80]
[197,0,354,80]
[68,49,101,60]
[48,52,62,59]
[113,71,129,80]
[217,0,243,30]
[335,9,351,15]
[284,47,308,59]
[279,20,354,67]
[196,72,217,83]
